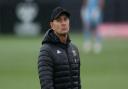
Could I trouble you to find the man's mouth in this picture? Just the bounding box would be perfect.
[61,28,67,31]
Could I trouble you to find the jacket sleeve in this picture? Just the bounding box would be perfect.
[71,44,81,89]
[76,47,81,89]
[38,48,54,89]
[72,44,81,89]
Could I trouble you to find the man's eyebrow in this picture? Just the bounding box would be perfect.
[55,16,61,20]
[55,17,61,21]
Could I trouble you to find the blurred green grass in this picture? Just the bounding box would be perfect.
[0,34,128,89]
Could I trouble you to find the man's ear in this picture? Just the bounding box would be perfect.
[50,22,53,28]
[50,22,55,30]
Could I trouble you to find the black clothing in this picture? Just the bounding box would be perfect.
[38,29,81,89]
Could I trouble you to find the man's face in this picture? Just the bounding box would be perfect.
[50,15,70,35]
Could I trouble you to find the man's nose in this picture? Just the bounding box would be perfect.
[61,21,67,26]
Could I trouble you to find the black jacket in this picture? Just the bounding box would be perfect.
[38,29,81,89]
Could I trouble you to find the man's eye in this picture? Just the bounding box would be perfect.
[64,17,68,21]
[64,18,67,21]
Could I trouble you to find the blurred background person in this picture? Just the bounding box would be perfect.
[81,0,104,53]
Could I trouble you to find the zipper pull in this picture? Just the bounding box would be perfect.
[74,58,77,63]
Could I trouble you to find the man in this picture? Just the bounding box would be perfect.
[81,0,104,53]
[38,7,81,89]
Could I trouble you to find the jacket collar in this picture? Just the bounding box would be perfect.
[42,29,71,48]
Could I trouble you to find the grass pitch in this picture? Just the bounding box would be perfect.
[0,34,128,89]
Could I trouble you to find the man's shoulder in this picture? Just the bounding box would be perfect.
[40,44,52,52]
[70,43,80,53]
[70,43,78,49]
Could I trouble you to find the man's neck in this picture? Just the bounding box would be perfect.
[54,32,67,44]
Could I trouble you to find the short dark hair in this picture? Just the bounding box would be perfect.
[50,7,70,22]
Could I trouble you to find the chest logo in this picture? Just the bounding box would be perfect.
[57,50,62,54]
[72,50,77,56]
